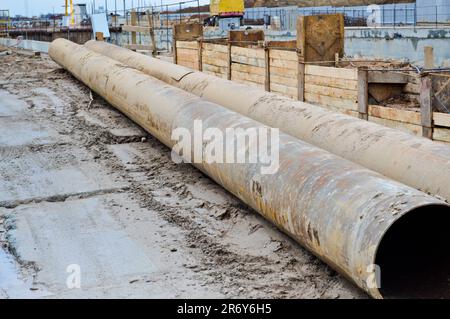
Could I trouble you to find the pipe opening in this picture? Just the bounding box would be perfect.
[376,204,450,299]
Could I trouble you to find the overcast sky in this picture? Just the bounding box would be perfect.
[1,0,208,16]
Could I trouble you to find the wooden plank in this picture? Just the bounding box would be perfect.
[231,55,265,68]
[270,74,298,87]
[420,76,433,139]
[202,64,228,75]
[176,48,198,61]
[434,112,450,128]
[231,63,265,76]
[203,55,229,68]
[270,83,297,98]
[265,48,270,92]
[202,43,228,54]
[229,30,264,46]
[269,49,297,62]
[434,128,450,142]
[130,11,137,46]
[197,40,202,71]
[298,61,305,102]
[231,70,265,85]
[269,58,298,70]
[305,74,358,90]
[202,50,228,62]
[326,106,359,117]
[145,10,157,57]
[227,43,232,80]
[122,25,151,33]
[203,71,228,79]
[177,59,197,69]
[173,25,177,64]
[233,78,265,90]
[124,44,152,51]
[270,65,298,78]
[266,40,296,49]
[369,116,422,137]
[305,83,358,101]
[369,105,422,126]
[305,65,358,80]
[304,93,358,111]
[358,69,369,120]
[231,46,265,60]
[368,71,408,84]
[318,103,359,118]
[176,41,198,50]
[173,23,203,41]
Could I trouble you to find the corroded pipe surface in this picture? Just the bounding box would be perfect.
[84,40,450,204]
[51,39,450,299]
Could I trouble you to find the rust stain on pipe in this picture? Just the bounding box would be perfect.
[84,40,450,204]
[51,39,450,299]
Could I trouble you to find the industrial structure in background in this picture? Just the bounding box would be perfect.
[205,0,245,30]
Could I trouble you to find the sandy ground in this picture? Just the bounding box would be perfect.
[0,49,366,299]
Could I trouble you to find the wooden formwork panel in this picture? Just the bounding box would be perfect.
[270,83,297,98]
[434,112,450,127]
[202,64,228,78]
[297,14,344,63]
[176,41,198,50]
[202,43,228,54]
[202,43,228,77]
[176,41,199,70]
[305,93,358,111]
[231,46,265,68]
[305,75,358,91]
[268,49,298,98]
[269,49,297,62]
[368,116,422,137]
[368,105,422,126]
[434,128,450,143]
[304,65,358,111]
[231,68,265,86]
[203,54,228,68]
[305,65,358,80]
[172,39,450,143]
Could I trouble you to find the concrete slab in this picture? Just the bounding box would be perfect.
[0,90,29,117]
[0,146,128,206]
[2,194,224,298]
[77,108,147,138]
[0,118,63,147]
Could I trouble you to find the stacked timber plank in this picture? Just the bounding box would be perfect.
[269,50,298,98]
[304,65,359,115]
[176,41,199,70]
[231,46,265,89]
[202,43,228,79]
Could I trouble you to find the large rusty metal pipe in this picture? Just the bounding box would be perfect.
[84,40,450,204]
[50,39,450,299]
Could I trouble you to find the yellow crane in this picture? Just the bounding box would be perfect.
[65,0,75,25]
